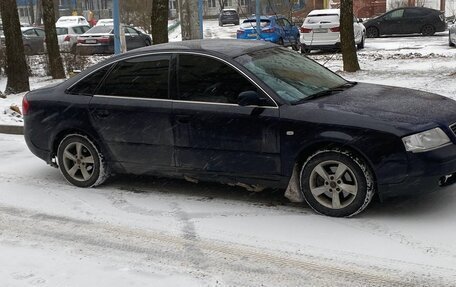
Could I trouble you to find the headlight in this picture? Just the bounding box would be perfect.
[402,128,451,153]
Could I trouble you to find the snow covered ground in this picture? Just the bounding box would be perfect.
[1,20,456,286]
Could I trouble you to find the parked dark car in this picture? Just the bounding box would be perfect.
[237,16,300,50]
[0,27,46,54]
[23,40,456,217]
[76,25,151,54]
[219,8,240,26]
[364,7,446,37]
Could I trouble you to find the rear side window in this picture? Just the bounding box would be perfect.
[67,65,111,95]
[305,14,339,24]
[404,9,427,17]
[35,29,45,37]
[97,55,170,99]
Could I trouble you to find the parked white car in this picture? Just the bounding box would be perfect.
[300,9,365,53]
[56,16,89,27]
[56,24,91,52]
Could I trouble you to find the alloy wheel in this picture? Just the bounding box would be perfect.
[62,142,95,182]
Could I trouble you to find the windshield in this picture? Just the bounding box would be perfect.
[86,26,113,34]
[305,14,339,24]
[235,48,347,103]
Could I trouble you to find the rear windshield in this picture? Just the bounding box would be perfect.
[86,26,113,34]
[56,27,69,35]
[72,26,90,34]
[222,10,237,15]
[241,19,270,29]
[305,14,339,24]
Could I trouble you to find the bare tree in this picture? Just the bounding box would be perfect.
[35,0,42,26]
[218,0,226,11]
[42,0,66,79]
[0,0,30,94]
[151,0,169,44]
[340,0,360,72]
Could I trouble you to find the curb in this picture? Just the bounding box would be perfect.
[0,125,23,135]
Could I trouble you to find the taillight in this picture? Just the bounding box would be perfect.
[330,26,340,32]
[98,36,111,43]
[77,37,83,43]
[262,27,275,33]
[22,95,29,116]
[237,29,244,34]
[64,35,71,42]
[300,27,312,33]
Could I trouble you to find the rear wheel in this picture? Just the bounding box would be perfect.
[450,34,455,47]
[277,37,284,46]
[57,134,109,188]
[421,25,435,36]
[366,27,379,38]
[292,36,300,51]
[300,148,375,217]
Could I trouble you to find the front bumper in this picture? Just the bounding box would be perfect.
[378,143,456,200]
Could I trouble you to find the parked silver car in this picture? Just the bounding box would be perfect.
[0,27,45,54]
[56,24,90,53]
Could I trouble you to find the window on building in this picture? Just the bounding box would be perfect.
[208,0,216,8]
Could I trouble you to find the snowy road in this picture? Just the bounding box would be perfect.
[2,134,456,286]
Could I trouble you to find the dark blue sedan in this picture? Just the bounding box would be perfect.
[237,16,300,50]
[23,40,456,217]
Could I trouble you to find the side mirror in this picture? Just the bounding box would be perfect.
[358,18,363,23]
[238,90,261,106]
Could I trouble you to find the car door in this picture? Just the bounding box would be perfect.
[172,53,281,178]
[380,9,405,35]
[282,18,295,44]
[22,29,39,53]
[88,54,175,173]
[403,8,426,34]
[125,27,142,50]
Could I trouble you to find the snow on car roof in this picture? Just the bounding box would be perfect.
[308,9,340,16]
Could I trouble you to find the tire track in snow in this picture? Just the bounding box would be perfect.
[1,204,454,287]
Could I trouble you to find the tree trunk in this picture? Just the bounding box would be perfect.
[179,0,200,40]
[35,0,43,26]
[151,0,169,44]
[42,0,66,79]
[0,0,30,94]
[340,0,360,72]
[29,0,35,25]
[218,0,225,11]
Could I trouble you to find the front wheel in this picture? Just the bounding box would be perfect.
[357,36,365,50]
[277,38,284,46]
[300,149,375,217]
[421,25,435,36]
[450,34,455,47]
[57,134,109,188]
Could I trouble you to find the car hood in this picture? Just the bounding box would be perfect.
[285,83,456,136]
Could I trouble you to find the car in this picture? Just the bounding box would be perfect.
[300,9,365,53]
[219,9,240,26]
[237,16,300,50]
[96,19,114,26]
[56,16,90,27]
[0,27,45,54]
[56,24,91,52]
[23,39,456,217]
[449,21,456,47]
[363,7,446,38]
[76,25,152,55]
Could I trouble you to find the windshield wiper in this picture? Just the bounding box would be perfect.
[293,81,357,105]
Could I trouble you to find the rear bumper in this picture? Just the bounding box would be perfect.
[301,42,340,51]
[24,122,53,165]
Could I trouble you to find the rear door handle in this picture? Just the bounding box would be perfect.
[93,109,110,119]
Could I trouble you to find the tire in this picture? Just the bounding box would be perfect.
[366,27,379,38]
[145,39,151,46]
[299,148,375,217]
[450,34,455,47]
[357,36,365,50]
[292,36,300,51]
[219,21,223,27]
[57,134,109,188]
[421,25,435,36]
[277,38,284,46]
[301,45,311,54]
[24,45,32,55]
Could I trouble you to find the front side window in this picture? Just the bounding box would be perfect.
[236,47,347,104]
[177,54,267,105]
[97,55,170,99]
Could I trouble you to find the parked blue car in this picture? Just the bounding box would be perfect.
[236,15,300,50]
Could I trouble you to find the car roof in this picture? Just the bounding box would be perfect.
[125,39,278,58]
[308,9,340,16]
[222,9,237,11]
